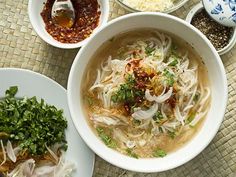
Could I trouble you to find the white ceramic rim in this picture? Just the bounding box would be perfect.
[185,2,236,56]
[115,0,190,13]
[68,12,228,173]
[0,68,95,177]
[28,0,110,49]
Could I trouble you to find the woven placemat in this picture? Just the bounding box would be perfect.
[0,0,236,176]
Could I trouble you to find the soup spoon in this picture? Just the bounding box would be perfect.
[51,0,75,28]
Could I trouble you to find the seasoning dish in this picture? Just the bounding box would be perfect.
[186,3,236,55]
[0,68,95,176]
[116,0,189,13]
[28,0,109,49]
[67,12,227,172]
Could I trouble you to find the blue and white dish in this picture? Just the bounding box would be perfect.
[186,2,236,55]
[203,0,236,27]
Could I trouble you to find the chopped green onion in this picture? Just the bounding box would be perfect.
[164,70,175,86]
[168,131,176,139]
[145,47,155,55]
[168,58,178,66]
[153,148,167,158]
[126,148,139,159]
[153,111,164,122]
[0,86,68,155]
[186,113,196,124]
[96,127,117,148]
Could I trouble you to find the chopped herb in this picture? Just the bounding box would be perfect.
[111,74,144,104]
[186,113,196,124]
[193,92,200,102]
[153,111,164,122]
[168,131,176,139]
[96,127,117,148]
[0,87,67,155]
[168,58,179,66]
[5,86,18,97]
[133,119,141,125]
[153,148,167,158]
[145,46,155,55]
[164,70,175,86]
[86,96,94,106]
[126,148,139,159]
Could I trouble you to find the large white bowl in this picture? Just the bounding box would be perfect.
[67,13,228,173]
[28,0,109,49]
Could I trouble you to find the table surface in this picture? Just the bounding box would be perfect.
[0,0,236,176]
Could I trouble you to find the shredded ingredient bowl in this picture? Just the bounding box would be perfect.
[116,0,189,13]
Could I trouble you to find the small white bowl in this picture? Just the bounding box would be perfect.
[28,0,109,49]
[186,3,236,55]
[68,12,228,173]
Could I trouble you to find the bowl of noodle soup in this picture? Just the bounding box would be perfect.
[67,12,228,172]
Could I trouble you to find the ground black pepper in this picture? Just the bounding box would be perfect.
[191,9,233,50]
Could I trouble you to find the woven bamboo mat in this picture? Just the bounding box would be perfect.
[0,0,236,176]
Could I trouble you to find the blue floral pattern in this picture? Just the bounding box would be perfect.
[211,4,223,14]
[205,0,236,25]
[223,0,236,11]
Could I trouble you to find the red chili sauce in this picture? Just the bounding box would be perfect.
[41,0,101,43]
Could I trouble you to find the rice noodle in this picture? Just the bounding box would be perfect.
[132,103,158,120]
[145,87,173,103]
[0,140,6,166]
[45,145,59,163]
[92,114,120,125]
[6,141,17,163]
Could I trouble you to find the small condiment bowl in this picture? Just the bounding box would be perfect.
[186,2,236,56]
[116,0,190,13]
[28,0,109,49]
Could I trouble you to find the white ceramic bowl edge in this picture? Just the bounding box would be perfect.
[68,12,228,173]
[28,0,109,49]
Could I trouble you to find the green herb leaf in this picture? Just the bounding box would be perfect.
[145,47,155,55]
[0,87,67,155]
[153,111,164,122]
[126,148,139,159]
[168,58,178,67]
[193,92,200,102]
[133,119,141,125]
[86,96,94,106]
[111,74,144,104]
[153,148,167,158]
[96,127,117,148]
[5,86,18,97]
[164,70,175,86]
[186,113,196,124]
[168,131,176,139]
